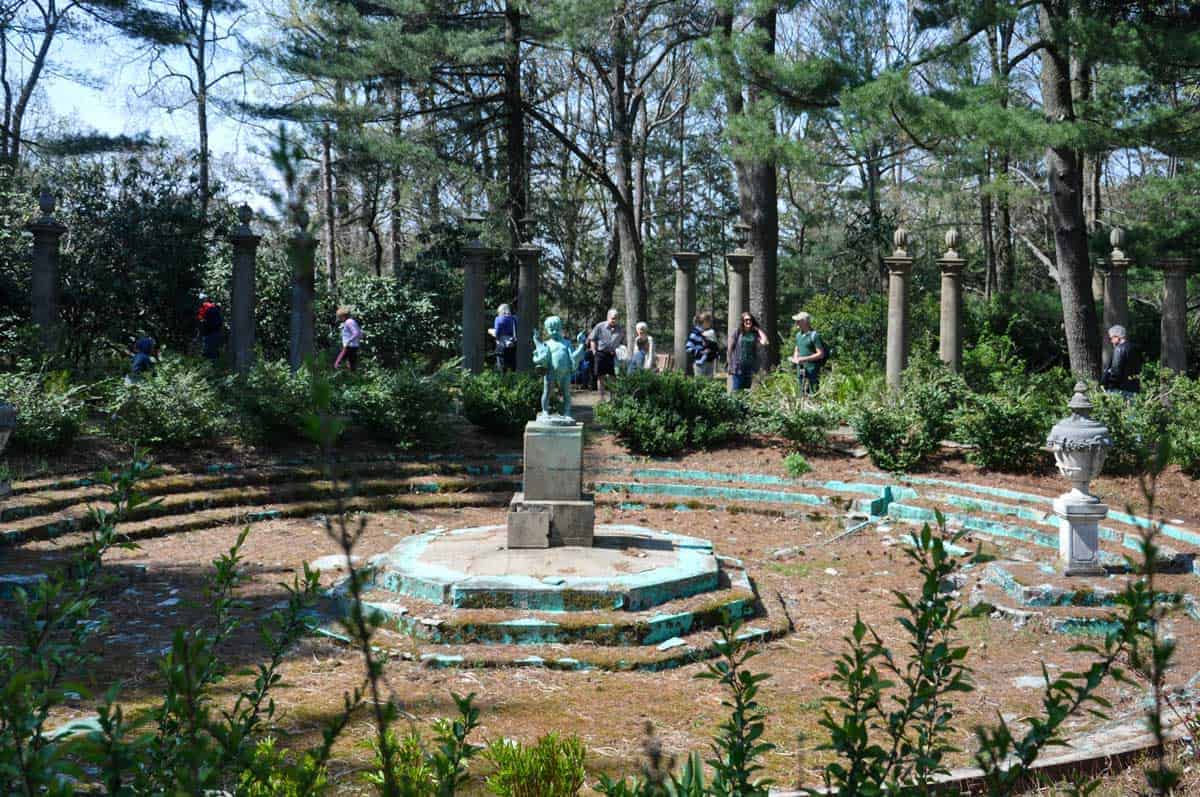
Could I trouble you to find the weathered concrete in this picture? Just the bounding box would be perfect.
[522,420,584,501]
[507,493,594,548]
[1158,257,1190,373]
[937,229,965,372]
[515,242,540,372]
[229,204,260,374]
[884,228,913,390]
[460,215,494,374]
[367,524,720,612]
[1101,228,1130,368]
[672,252,700,373]
[726,224,752,319]
[1054,497,1109,576]
[27,190,66,353]
[288,209,317,370]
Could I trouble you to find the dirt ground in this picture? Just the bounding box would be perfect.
[5,393,1200,794]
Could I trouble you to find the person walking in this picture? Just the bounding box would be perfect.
[196,292,224,362]
[488,303,518,372]
[727,312,768,391]
[686,312,718,377]
[789,311,827,394]
[588,308,624,400]
[335,306,363,370]
[1101,325,1139,395]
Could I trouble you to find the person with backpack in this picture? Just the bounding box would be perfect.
[196,293,224,362]
[789,311,827,395]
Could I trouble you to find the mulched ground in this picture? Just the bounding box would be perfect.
[4,391,1200,795]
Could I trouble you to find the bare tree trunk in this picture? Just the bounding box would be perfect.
[504,0,527,254]
[610,13,648,344]
[1041,3,1101,379]
[322,122,338,291]
[981,171,996,299]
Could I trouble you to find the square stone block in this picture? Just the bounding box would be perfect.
[523,465,583,502]
[507,499,551,549]
[507,493,594,548]
[524,421,584,473]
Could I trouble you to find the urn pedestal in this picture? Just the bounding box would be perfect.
[1046,384,1113,577]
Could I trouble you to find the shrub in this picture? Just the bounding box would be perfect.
[596,370,743,456]
[1089,372,1172,475]
[484,733,587,797]
[747,369,837,451]
[340,365,452,447]
[783,452,812,477]
[1171,375,1200,477]
[0,367,85,452]
[461,370,543,435]
[953,390,1051,472]
[235,359,319,444]
[852,399,940,473]
[107,355,227,447]
[961,332,1029,394]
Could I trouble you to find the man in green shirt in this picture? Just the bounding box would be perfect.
[789,311,827,394]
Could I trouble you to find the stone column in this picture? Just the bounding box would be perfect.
[1158,256,1191,373]
[1100,228,1131,368]
[884,228,914,390]
[229,204,261,374]
[27,189,67,353]
[460,214,493,374]
[288,208,317,371]
[937,228,965,373]
[672,251,700,373]
[515,241,540,372]
[726,224,753,388]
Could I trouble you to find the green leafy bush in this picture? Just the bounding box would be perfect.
[1171,375,1200,477]
[340,365,451,447]
[235,359,319,444]
[852,399,940,473]
[783,452,812,477]
[484,733,587,797]
[0,367,85,452]
[597,370,743,456]
[747,369,837,451]
[1089,372,1172,475]
[953,391,1052,472]
[107,355,227,447]
[461,370,543,435]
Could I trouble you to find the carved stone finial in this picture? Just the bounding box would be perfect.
[237,204,253,226]
[1109,227,1126,260]
[293,207,310,232]
[732,221,751,249]
[944,227,959,256]
[37,188,55,217]
[517,215,535,243]
[892,226,908,255]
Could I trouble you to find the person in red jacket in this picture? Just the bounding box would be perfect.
[196,292,224,362]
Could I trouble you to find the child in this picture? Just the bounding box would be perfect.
[696,328,719,377]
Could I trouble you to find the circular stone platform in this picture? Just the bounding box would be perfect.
[365,524,720,611]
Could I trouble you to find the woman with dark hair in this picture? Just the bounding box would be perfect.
[726,312,768,391]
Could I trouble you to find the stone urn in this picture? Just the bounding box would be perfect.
[0,401,14,497]
[1046,383,1112,576]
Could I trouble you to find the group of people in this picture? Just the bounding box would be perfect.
[126,295,365,380]
[687,309,827,393]
[490,302,828,399]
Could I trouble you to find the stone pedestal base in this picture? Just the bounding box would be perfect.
[1053,495,1108,576]
[506,493,595,548]
[523,419,583,501]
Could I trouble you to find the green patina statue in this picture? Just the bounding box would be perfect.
[532,315,586,423]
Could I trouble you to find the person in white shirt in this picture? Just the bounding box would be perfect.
[335,306,362,370]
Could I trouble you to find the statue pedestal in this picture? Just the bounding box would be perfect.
[507,420,595,548]
[1053,494,1108,576]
